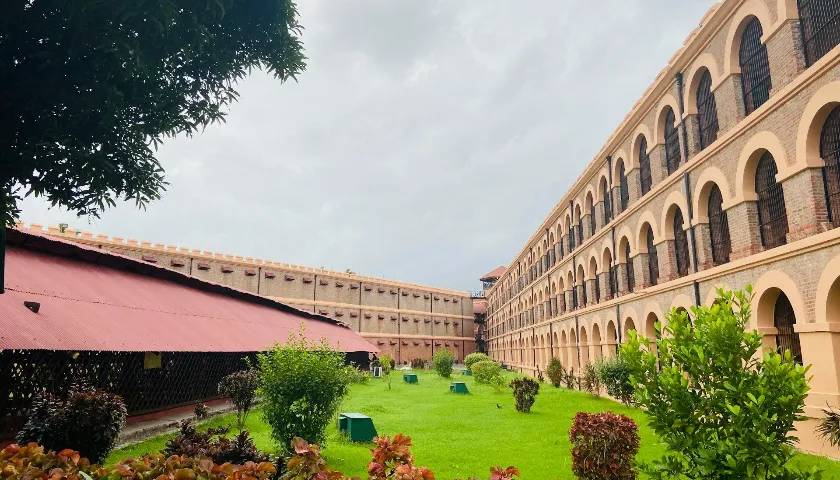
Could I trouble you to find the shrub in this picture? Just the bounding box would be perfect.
[546,358,564,388]
[218,369,261,431]
[464,352,490,371]
[195,403,210,420]
[410,358,426,369]
[368,434,434,480]
[509,377,539,413]
[344,365,370,385]
[16,384,126,463]
[535,368,545,383]
[432,349,455,378]
[596,357,634,405]
[280,438,346,480]
[581,362,601,396]
[489,466,521,480]
[0,443,276,480]
[258,333,350,452]
[163,420,268,465]
[621,287,816,480]
[471,360,503,385]
[818,407,840,448]
[563,368,578,390]
[378,353,395,375]
[569,412,639,480]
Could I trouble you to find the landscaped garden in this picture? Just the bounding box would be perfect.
[105,371,840,479]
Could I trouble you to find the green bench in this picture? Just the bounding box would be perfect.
[403,372,418,384]
[449,381,469,394]
[338,412,377,442]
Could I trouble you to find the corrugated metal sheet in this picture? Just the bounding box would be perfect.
[0,231,376,354]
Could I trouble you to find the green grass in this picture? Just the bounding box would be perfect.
[107,371,840,479]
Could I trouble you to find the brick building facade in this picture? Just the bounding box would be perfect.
[484,0,840,458]
[21,224,475,363]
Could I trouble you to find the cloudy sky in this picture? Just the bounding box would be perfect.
[21,0,714,292]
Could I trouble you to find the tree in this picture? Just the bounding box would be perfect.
[620,287,817,480]
[0,0,306,291]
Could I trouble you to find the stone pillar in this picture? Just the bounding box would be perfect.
[575,284,586,308]
[783,167,832,242]
[765,19,807,94]
[610,185,624,216]
[565,289,575,311]
[650,143,668,184]
[692,222,716,270]
[633,254,653,288]
[796,326,840,417]
[595,200,607,229]
[586,278,599,304]
[556,294,566,314]
[715,75,745,132]
[626,168,641,205]
[597,272,610,301]
[657,240,678,282]
[683,114,702,158]
[580,213,593,241]
[727,201,763,260]
[615,262,629,295]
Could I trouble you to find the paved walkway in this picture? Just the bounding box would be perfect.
[117,399,235,448]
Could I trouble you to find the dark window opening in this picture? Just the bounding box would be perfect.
[755,152,788,248]
[673,209,690,277]
[820,105,840,227]
[664,107,682,174]
[708,185,732,264]
[646,227,659,286]
[773,293,802,364]
[798,0,840,66]
[639,138,653,195]
[739,17,772,114]
[696,69,720,150]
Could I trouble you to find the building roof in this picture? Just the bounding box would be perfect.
[472,298,487,316]
[480,266,507,282]
[0,228,376,354]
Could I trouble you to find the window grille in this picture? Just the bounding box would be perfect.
[580,282,588,307]
[755,152,789,248]
[739,17,772,114]
[593,277,601,304]
[577,221,584,244]
[673,209,690,277]
[664,108,682,175]
[820,106,840,227]
[646,227,659,286]
[568,227,576,251]
[798,0,840,66]
[774,293,802,364]
[618,162,629,211]
[589,204,597,236]
[604,191,613,224]
[624,244,635,293]
[696,70,719,150]
[608,266,617,298]
[639,138,653,195]
[708,185,731,264]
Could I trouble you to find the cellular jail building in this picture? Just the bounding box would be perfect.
[23,224,475,363]
[484,0,840,457]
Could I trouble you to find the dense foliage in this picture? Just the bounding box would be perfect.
[219,369,261,430]
[195,403,211,420]
[581,363,601,396]
[378,354,395,375]
[16,384,126,463]
[344,365,370,385]
[163,420,268,465]
[464,353,490,371]
[621,288,816,480]
[0,0,305,228]
[569,412,640,480]
[563,368,578,390]
[471,360,503,385]
[432,349,455,378]
[0,443,276,480]
[546,358,564,388]
[509,377,540,413]
[410,358,427,369]
[258,334,350,451]
[595,357,634,405]
[818,407,840,448]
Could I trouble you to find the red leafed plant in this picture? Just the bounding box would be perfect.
[280,438,348,480]
[367,434,433,480]
[569,412,639,480]
[489,465,520,480]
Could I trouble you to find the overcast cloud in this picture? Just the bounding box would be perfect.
[21,0,715,292]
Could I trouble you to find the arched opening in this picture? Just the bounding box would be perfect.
[643,224,659,286]
[798,0,840,67]
[623,318,636,341]
[826,276,840,323]
[560,330,569,366]
[622,239,635,292]
[673,208,690,277]
[579,327,590,366]
[645,312,660,357]
[639,136,653,196]
[696,69,720,150]
[575,204,584,246]
[606,321,618,355]
[603,248,615,299]
[591,324,603,361]
[739,16,772,115]
[569,330,580,370]
[664,107,682,175]
[618,159,629,212]
[589,256,600,304]
[586,191,596,237]
[820,105,840,227]
[755,152,788,248]
[773,293,802,364]
[708,184,732,264]
[600,176,613,224]
[577,264,587,307]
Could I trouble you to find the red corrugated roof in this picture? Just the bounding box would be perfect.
[480,266,507,282]
[1,229,376,354]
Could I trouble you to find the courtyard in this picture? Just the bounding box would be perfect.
[107,371,840,479]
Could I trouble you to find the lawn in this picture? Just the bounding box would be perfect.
[108,371,840,479]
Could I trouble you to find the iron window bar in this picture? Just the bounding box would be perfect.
[664,108,682,175]
[673,209,690,277]
[639,138,653,196]
[755,152,789,248]
[739,16,772,115]
[646,228,659,286]
[798,0,840,67]
[774,293,803,364]
[820,106,840,227]
[696,70,720,150]
[708,185,732,264]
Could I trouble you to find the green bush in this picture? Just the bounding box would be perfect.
[218,369,260,430]
[546,358,564,388]
[464,352,490,371]
[818,407,840,448]
[621,287,817,480]
[432,349,455,378]
[569,412,639,480]
[258,333,350,452]
[510,377,540,413]
[378,353,395,375]
[472,360,503,385]
[16,384,126,463]
[596,356,634,405]
[344,365,370,384]
[563,368,578,390]
[581,362,601,396]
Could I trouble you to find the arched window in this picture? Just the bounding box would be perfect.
[708,185,732,264]
[820,106,840,227]
[623,242,634,293]
[601,178,613,224]
[645,226,659,286]
[755,152,788,248]
[664,107,682,175]
[589,201,597,236]
[798,0,840,66]
[618,161,629,212]
[696,70,719,150]
[639,138,652,195]
[739,17,772,115]
[673,209,690,277]
[774,293,802,364]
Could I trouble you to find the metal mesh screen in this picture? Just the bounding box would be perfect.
[798,0,840,66]
[820,105,840,227]
[739,17,772,115]
[755,152,789,248]
[639,138,653,195]
[696,70,720,150]
[673,209,690,277]
[618,162,629,212]
[774,294,803,364]
[664,108,682,175]
[646,227,659,286]
[708,184,732,264]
